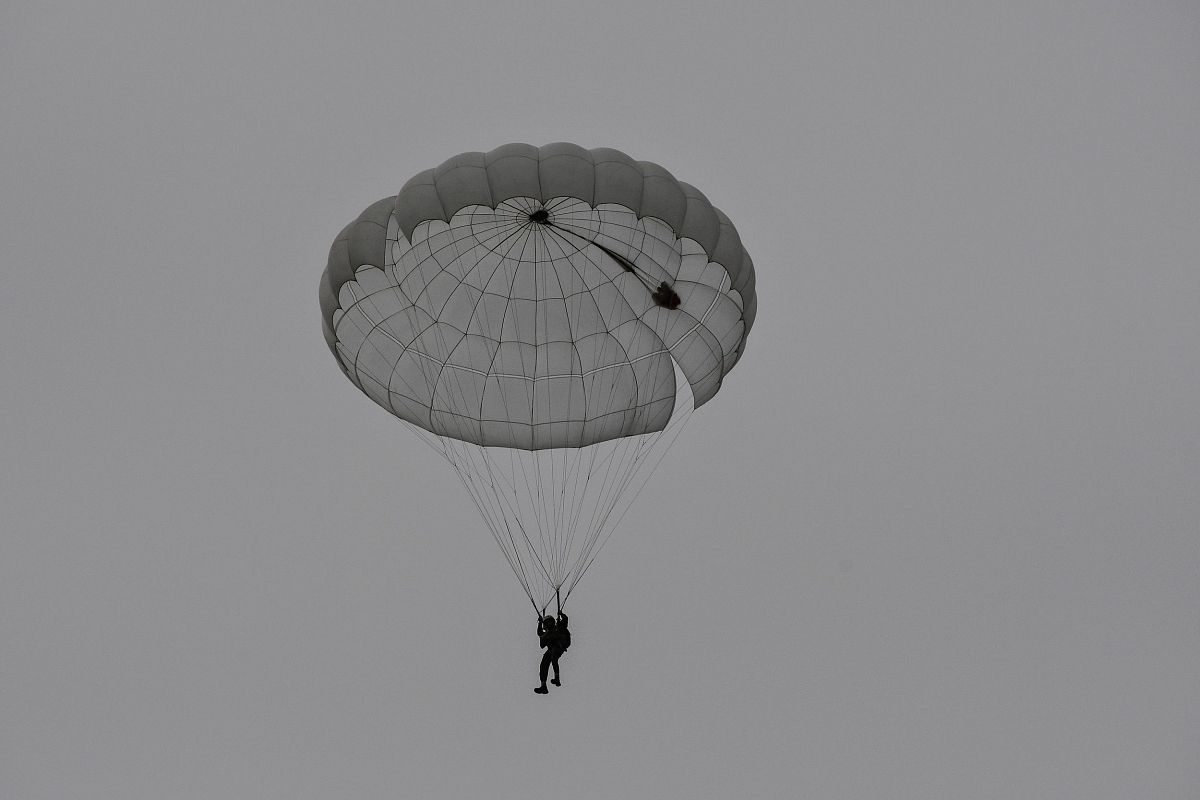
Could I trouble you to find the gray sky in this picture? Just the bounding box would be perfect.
[3,2,1198,798]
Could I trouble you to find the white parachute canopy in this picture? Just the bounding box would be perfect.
[321,144,755,610]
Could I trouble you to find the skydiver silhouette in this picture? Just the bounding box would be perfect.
[534,611,570,694]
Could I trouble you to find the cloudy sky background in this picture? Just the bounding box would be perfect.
[3,2,1198,798]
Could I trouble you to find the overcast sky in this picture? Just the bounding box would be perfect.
[3,2,1198,798]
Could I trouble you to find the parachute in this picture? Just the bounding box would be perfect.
[319,143,757,614]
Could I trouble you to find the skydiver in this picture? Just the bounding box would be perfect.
[534,611,570,694]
